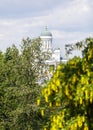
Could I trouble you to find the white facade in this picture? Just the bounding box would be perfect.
[40,36,52,52]
[52,49,61,62]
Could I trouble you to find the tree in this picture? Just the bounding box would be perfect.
[20,37,50,85]
[0,37,50,130]
[39,37,93,130]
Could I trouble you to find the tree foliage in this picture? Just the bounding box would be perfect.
[39,37,93,130]
[0,37,49,130]
[1,36,93,130]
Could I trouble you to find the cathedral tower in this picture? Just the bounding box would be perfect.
[40,27,52,52]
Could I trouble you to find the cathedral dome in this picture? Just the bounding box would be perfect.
[40,27,52,37]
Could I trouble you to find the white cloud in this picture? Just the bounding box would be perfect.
[0,0,93,54]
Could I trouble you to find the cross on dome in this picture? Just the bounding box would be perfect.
[40,26,52,37]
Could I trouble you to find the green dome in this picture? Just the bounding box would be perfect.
[40,27,52,37]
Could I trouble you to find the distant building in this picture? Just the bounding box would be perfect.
[40,27,62,67]
[37,27,67,84]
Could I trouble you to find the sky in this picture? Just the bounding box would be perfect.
[0,0,93,58]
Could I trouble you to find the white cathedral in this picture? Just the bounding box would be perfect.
[40,27,62,66]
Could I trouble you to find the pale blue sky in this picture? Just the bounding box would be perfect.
[0,0,93,57]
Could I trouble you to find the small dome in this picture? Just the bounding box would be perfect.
[40,27,52,36]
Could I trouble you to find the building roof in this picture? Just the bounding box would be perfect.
[40,27,52,37]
